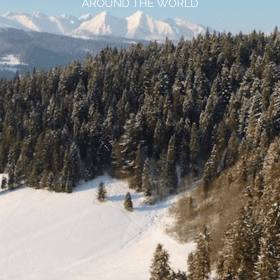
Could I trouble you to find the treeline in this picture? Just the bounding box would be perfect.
[0,27,280,200]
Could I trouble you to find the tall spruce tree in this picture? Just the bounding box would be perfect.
[166,135,177,194]
[142,158,152,197]
[188,227,211,280]
[97,181,107,202]
[150,243,172,280]
[133,144,142,192]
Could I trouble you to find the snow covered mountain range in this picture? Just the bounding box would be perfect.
[0,10,215,41]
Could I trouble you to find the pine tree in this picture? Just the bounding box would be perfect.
[150,243,172,280]
[233,202,259,280]
[189,122,199,177]
[157,150,169,199]
[179,118,191,178]
[227,131,239,167]
[188,227,211,280]
[239,155,248,183]
[142,158,152,197]
[256,181,280,280]
[166,135,178,194]
[187,252,195,280]
[8,173,15,190]
[133,144,142,192]
[124,192,133,211]
[216,224,235,280]
[203,144,218,193]
[1,176,7,189]
[170,270,187,280]
[97,181,107,202]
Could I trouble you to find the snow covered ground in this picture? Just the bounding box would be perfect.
[0,54,27,65]
[0,174,195,280]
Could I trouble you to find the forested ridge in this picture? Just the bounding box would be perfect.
[1,27,280,279]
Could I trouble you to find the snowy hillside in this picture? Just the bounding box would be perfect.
[0,175,195,280]
[0,27,147,78]
[0,10,215,41]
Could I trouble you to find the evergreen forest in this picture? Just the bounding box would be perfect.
[1,27,280,278]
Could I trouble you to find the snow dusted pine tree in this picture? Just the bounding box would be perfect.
[256,180,280,279]
[133,144,142,192]
[166,135,177,194]
[189,122,199,177]
[97,181,107,202]
[187,252,195,280]
[142,158,152,197]
[203,144,218,194]
[150,243,172,280]
[188,226,211,280]
[124,192,133,211]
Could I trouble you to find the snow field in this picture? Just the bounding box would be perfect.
[0,174,195,280]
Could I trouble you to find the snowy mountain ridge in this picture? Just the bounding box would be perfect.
[0,10,215,41]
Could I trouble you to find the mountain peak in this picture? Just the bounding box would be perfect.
[59,13,68,19]
[78,13,92,21]
[134,10,143,16]
[31,11,47,19]
[127,10,145,20]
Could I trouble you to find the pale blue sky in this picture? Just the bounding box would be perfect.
[1,0,280,34]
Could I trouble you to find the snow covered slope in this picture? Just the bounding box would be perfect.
[0,10,215,41]
[0,175,195,280]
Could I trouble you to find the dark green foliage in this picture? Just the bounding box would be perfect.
[124,192,133,211]
[97,181,107,202]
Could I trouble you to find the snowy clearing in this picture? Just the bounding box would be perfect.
[0,54,27,66]
[0,174,195,280]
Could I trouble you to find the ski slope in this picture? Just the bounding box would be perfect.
[0,174,195,280]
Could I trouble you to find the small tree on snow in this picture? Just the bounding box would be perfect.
[1,177,7,189]
[150,243,172,280]
[124,192,133,211]
[97,181,107,202]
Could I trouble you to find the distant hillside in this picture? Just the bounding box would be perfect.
[0,27,149,78]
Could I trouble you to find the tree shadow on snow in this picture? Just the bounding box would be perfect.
[108,194,126,202]
[0,185,26,196]
[135,202,171,212]
[109,193,142,202]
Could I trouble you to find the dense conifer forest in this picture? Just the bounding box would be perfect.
[1,27,280,278]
